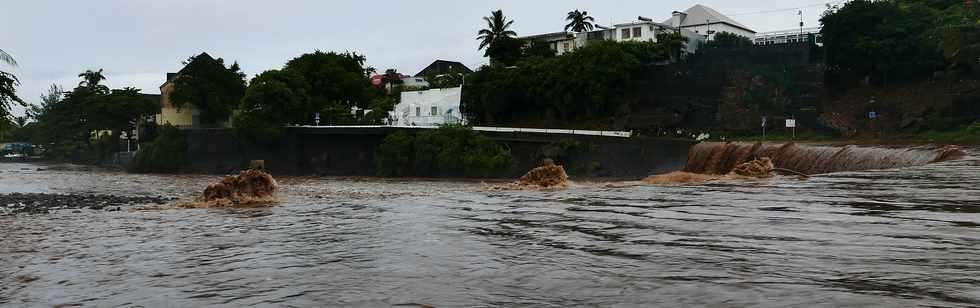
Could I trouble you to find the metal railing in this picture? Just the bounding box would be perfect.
[289,125,633,138]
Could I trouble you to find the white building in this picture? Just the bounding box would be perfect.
[390,87,465,126]
[664,4,756,41]
[520,4,751,57]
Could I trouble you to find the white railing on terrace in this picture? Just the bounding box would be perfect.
[288,125,633,138]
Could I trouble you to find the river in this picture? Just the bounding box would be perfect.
[1,153,979,307]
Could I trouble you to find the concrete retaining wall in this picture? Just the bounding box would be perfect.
[182,127,693,179]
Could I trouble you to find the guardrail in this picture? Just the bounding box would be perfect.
[289,125,633,138]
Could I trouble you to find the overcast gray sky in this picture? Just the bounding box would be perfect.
[1,0,842,116]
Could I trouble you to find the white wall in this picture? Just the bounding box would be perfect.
[682,23,754,41]
[391,87,464,126]
[614,23,659,42]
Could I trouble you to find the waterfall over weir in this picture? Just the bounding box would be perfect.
[684,142,967,175]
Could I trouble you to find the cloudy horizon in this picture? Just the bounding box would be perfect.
[2,0,840,117]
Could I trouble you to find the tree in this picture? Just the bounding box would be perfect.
[425,66,469,89]
[87,87,158,133]
[477,10,518,54]
[78,69,107,89]
[820,0,945,84]
[169,53,247,124]
[283,50,378,124]
[464,40,647,126]
[523,39,557,58]
[704,32,753,48]
[0,49,16,66]
[486,36,526,66]
[0,49,23,124]
[381,68,404,91]
[656,31,689,61]
[564,10,595,33]
[234,69,312,143]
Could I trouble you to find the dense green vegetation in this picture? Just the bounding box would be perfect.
[463,40,668,127]
[375,125,513,177]
[20,70,158,162]
[233,51,385,143]
[821,0,979,84]
[0,49,24,141]
[128,124,187,173]
[168,54,247,125]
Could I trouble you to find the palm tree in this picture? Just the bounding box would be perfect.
[78,69,106,88]
[477,10,517,52]
[0,49,16,67]
[0,49,22,121]
[564,10,595,33]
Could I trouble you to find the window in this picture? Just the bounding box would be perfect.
[621,28,631,39]
[563,42,570,52]
[633,27,641,38]
[430,106,438,116]
[415,106,421,117]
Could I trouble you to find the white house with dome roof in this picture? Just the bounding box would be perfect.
[663,4,756,41]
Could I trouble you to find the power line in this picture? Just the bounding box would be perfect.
[728,0,849,16]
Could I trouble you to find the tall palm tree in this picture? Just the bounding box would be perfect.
[78,69,106,88]
[564,10,595,33]
[0,49,16,67]
[477,10,517,51]
[0,49,23,121]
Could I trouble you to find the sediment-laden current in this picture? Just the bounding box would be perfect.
[2,150,979,307]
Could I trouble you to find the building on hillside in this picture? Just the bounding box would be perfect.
[415,60,473,77]
[663,4,756,41]
[154,52,230,128]
[371,73,430,90]
[390,87,464,126]
[518,4,753,57]
[520,32,578,55]
[754,27,822,45]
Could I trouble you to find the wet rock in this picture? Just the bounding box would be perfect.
[0,193,172,216]
[485,159,571,190]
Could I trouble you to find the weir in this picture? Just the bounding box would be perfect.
[684,142,967,175]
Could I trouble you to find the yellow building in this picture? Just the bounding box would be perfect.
[155,78,198,127]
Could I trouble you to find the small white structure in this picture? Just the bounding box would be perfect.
[391,87,465,126]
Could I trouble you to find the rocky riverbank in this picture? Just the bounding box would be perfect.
[0,193,172,216]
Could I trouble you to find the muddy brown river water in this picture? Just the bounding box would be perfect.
[1,152,979,307]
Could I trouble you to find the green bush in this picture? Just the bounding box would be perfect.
[128,124,187,173]
[375,125,513,177]
[375,131,415,176]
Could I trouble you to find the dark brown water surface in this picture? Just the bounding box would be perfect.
[1,154,979,307]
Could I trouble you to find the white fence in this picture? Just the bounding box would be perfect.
[290,125,633,138]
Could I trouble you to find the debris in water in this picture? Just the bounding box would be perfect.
[644,157,778,185]
[641,171,724,185]
[731,157,775,177]
[484,159,570,190]
[15,275,39,283]
[138,170,280,210]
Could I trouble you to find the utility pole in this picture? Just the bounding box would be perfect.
[799,10,804,44]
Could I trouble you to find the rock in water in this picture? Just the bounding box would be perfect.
[484,159,571,190]
[517,164,570,188]
[197,170,279,207]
